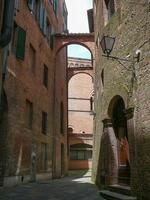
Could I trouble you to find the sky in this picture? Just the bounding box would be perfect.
[65,0,93,59]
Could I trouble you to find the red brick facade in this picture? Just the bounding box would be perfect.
[68,57,94,170]
[0,0,68,186]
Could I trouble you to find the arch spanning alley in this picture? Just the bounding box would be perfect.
[68,71,94,82]
[55,33,95,61]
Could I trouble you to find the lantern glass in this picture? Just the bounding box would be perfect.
[100,36,115,56]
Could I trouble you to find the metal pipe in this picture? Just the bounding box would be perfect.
[0,0,15,48]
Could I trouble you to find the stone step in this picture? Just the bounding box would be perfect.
[99,190,137,200]
[108,184,131,196]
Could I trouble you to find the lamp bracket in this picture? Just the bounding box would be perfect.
[102,54,133,63]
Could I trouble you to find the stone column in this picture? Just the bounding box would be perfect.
[102,118,118,185]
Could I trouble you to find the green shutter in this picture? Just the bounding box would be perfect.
[50,26,54,49]
[16,27,26,60]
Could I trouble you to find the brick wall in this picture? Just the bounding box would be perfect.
[1,0,68,185]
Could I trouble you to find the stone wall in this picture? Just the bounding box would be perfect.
[93,0,150,199]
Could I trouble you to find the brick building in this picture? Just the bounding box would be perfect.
[0,0,68,186]
[68,57,94,170]
[92,0,150,199]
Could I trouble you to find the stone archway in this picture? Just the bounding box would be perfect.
[55,33,95,61]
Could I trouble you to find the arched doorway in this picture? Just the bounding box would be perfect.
[109,96,130,185]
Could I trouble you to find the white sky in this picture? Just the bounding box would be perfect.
[65,0,93,59]
[65,0,93,33]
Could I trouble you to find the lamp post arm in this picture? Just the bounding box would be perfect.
[102,54,134,63]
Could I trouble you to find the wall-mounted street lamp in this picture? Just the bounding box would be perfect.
[100,35,141,65]
[100,35,116,57]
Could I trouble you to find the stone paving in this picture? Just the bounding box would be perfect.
[0,175,105,200]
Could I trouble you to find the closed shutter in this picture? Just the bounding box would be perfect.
[50,26,55,49]
[16,27,26,60]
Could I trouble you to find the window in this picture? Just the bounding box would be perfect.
[43,65,48,88]
[11,23,18,53]
[42,111,47,134]
[104,0,115,23]
[14,0,20,15]
[12,24,26,60]
[60,102,64,134]
[46,18,51,42]
[70,150,92,160]
[29,44,36,73]
[50,26,55,49]
[27,0,41,21]
[70,144,93,160]
[90,96,93,111]
[26,100,33,129]
[63,2,68,30]
[51,0,58,16]
[41,143,47,171]
[101,69,104,86]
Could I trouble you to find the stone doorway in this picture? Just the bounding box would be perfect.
[111,96,130,185]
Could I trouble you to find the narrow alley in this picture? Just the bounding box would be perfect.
[0,173,103,200]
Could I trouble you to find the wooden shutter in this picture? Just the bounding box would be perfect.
[16,27,26,60]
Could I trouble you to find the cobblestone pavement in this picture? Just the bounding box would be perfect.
[0,176,105,200]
